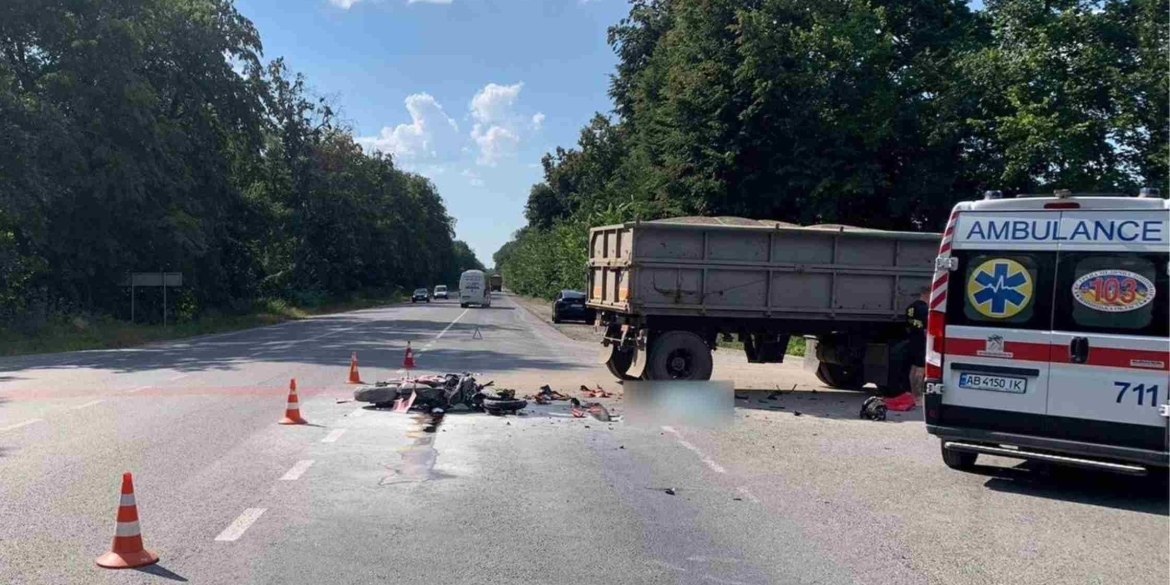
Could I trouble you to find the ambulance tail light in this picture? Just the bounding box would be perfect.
[1044,201,1080,209]
[925,310,945,379]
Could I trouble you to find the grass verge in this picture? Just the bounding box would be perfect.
[0,294,403,357]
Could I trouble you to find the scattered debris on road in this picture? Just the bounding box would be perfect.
[526,384,570,404]
[860,396,888,421]
[883,392,916,412]
[664,488,677,495]
[580,384,613,398]
[570,398,612,421]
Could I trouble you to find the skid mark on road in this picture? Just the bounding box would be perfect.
[279,460,315,481]
[215,508,266,542]
[0,419,43,433]
[321,429,346,443]
[662,426,727,474]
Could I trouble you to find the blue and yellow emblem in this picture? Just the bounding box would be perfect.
[966,259,1033,319]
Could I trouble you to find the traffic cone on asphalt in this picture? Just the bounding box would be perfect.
[96,472,159,569]
[402,343,416,371]
[279,378,307,425]
[346,352,364,384]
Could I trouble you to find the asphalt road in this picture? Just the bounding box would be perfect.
[1,293,1166,584]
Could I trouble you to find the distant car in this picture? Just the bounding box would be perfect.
[433,285,448,299]
[552,290,594,323]
[411,288,430,303]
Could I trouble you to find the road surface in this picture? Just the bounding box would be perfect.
[1,293,1166,584]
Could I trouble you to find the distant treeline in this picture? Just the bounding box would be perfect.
[495,0,1167,299]
[0,0,483,329]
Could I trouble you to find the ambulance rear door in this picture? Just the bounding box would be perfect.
[1046,210,1170,452]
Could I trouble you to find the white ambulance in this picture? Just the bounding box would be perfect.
[925,189,1169,475]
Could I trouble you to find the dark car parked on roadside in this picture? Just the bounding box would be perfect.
[411,288,430,303]
[552,290,594,323]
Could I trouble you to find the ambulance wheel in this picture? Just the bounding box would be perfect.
[941,442,978,471]
[815,362,863,390]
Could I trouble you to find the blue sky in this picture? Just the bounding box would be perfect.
[235,0,632,265]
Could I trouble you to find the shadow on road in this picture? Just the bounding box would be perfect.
[973,461,1169,516]
[0,316,563,375]
[731,388,920,423]
[135,564,188,582]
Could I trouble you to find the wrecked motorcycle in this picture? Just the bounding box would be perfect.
[353,373,526,415]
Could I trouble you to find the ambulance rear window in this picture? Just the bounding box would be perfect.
[945,251,1055,331]
[1054,253,1168,337]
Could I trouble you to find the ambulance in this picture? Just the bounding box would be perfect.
[924,188,1169,475]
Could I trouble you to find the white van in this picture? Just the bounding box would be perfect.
[459,270,491,308]
[925,189,1169,475]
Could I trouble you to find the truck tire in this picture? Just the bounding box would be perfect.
[941,441,978,471]
[815,362,863,390]
[606,348,637,380]
[645,331,713,381]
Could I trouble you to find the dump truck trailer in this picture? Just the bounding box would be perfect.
[588,217,941,391]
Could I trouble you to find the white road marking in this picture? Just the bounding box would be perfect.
[396,308,469,373]
[735,487,760,504]
[71,399,104,410]
[0,419,43,433]
[701,575,755,585]
[214,508,266,542]
[124,386,149,394]
[167,374,187,381]
[321,429,346,443]
[349,407,366,418]
[662,426,726,474]
[279,460,315,481]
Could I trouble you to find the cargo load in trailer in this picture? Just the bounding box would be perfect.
[588,216,940,393]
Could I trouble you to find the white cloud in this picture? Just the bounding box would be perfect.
[471,125,519,166]
[408,0,453,4]
[356,93,460,162]
[531,112,546,130]
[461,168,484,187]
[328,0,366,8]
[469,82,534,166]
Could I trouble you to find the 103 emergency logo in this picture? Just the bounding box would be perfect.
[966,259,1034,319]
[1072,270,1155,313]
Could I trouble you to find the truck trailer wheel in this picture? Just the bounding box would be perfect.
[645,331,713,381]
[815,362,863,390]
[606,347,637,380]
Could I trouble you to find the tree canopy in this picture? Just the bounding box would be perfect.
[498,0,1167,298]
[1,0,480,327]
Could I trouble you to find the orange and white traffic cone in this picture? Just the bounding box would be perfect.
[96,472,159,569]
[279,378,307,425]
[346,352,364,385]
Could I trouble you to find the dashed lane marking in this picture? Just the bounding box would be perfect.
[215,508,266,542]
[321,429,346,443]
[70,399,104,410]
[279,460,315,481]
[662,426,727,474]
[0,419,43,433]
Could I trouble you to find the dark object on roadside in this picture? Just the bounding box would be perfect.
[353,373,498,412]
[664,488,676,495]
[552,290,595,324]
[859,396,888,421]
[411,288,431,303]
[793,411,803,417]
[734,394,749,400]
